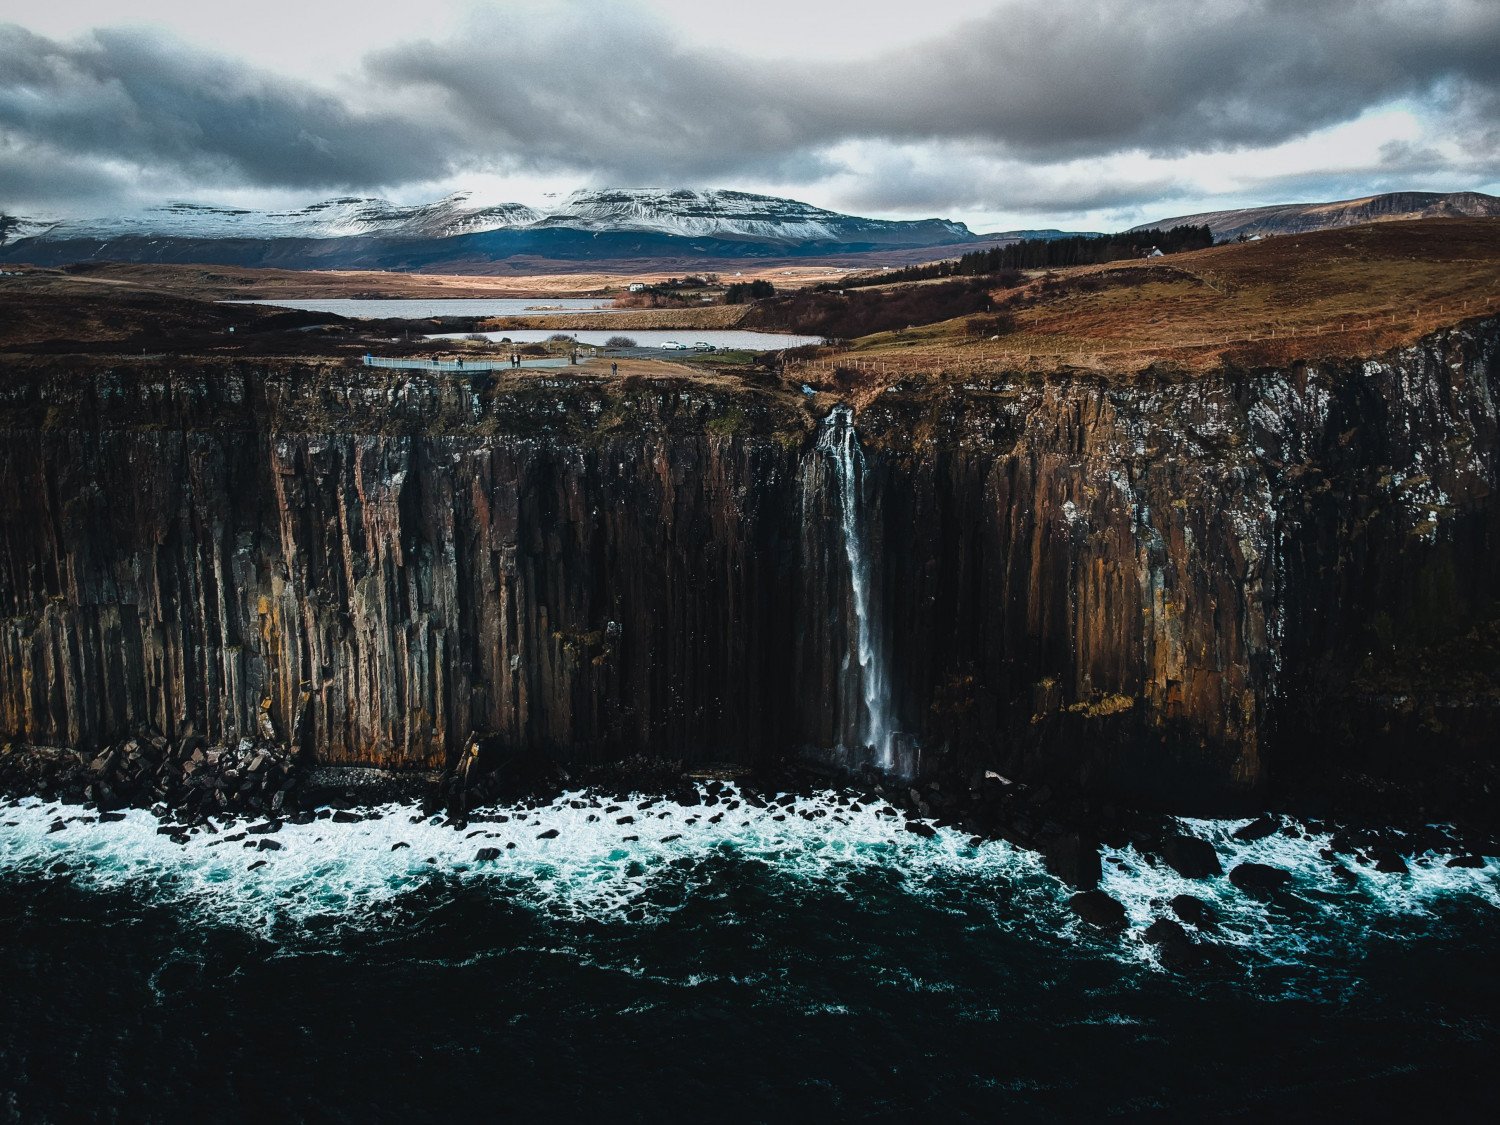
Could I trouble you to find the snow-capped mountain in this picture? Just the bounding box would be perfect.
[0,188,977,268]
[531,188,972,244]
[11,193,543,244]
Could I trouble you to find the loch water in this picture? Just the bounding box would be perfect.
[0,788,1495,1120]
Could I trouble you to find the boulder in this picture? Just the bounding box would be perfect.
[1231,817,1278,842]
[1069,890,1127,931]
[1143,918,1210,971]
[1158,834,1222,879]
[1143,915,1235,971]
[1144,918,1190,946]
[474,847,501,862]
[1037,832,1103,890]
[904,821,938,839]
[1446,854,1486,869]
[1170,894,1217,931]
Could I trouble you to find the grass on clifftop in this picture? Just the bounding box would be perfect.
[797,217,1500,381]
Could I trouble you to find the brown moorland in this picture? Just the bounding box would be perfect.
[0,260,873,303]
[791,217,1500,383]
[4,217,1497,384]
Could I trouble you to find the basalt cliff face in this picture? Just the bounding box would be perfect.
[1,322,1496,813]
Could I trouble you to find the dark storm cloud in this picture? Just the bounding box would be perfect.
[363,8,820,182]
[0,24,458,203]
[2,0,1498,212]
[371,0,1500,176]
[820,0,1500,159]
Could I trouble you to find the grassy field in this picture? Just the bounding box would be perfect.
[0,260,862,302]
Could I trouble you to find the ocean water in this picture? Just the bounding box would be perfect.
[1,786,1495,1120]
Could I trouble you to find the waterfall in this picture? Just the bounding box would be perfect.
[818,405,896,770]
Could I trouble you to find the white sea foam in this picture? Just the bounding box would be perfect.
[1101,816,1500,975]
[0,787,1049,938]
[2,793,1494,978]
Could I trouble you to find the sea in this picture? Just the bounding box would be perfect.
[1,785,1494,1120]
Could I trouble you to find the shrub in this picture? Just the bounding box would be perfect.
[547,333,575,343]
[742,277,994,338]
[612,291,693,309]
[605,336,638,348]
[724,279,777,304]
[965,313,1017,337]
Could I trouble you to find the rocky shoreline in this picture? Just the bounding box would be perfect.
[5,737,1493,973]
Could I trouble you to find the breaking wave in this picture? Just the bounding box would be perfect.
[2,786,1495,994]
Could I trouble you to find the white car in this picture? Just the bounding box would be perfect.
[661,340,689,350]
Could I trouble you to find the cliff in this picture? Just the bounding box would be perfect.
[1,323,1496,813]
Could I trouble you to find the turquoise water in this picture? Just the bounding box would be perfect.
[1,787,1495,1118]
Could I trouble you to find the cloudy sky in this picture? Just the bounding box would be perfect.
[2,0,1497,231]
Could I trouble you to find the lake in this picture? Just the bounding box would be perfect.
[430,329,823,350]
[225,298,617,318]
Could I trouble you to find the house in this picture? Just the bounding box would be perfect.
[1146,247,1165,258]
[627,282,647,292]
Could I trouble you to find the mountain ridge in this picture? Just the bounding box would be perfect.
[1135,190,1500,240]
[0,188,976,269]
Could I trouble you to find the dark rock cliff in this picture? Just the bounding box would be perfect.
[2,321,1496,814]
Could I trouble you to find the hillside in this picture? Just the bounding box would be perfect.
[1134,191,1500,240]
[809,217,1500,379]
